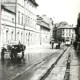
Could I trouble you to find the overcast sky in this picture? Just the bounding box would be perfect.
[36,0,80,25]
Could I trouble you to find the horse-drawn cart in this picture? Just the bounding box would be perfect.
[1,41,26,60]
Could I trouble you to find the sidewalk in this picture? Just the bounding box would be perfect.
[70,46,80,80]
[26,43,51,49]
[25,42,65,49]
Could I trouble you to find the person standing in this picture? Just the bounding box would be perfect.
[51,39,54,49]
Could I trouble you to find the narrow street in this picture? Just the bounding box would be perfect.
[1,0,80,80]
[0,44,65,80]
[13,46,67,80]
[0,45,80,80]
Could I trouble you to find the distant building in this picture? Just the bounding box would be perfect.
[53,24,57,42]
[37,15,53,45]
[1,0,39,47]
[57,25,75,42]
[53,22,76,43]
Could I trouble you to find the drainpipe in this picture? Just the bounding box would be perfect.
[0,0,1,50]
[23,0,26,45]
[15,0,17,40]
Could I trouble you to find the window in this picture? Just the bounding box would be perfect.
[27,17,29,25]
[18,11,20,24]
[69,34,70,36]
[66,29,68,31]
[21,33,23,43]
[66,34,68,36]
[6,30,8,42]
[26,33,27,44]
[69,29,70,33]
[22,14,23,25]
[11,31,13,40]
[31,34,32,42]
[17,32,19,41]
[7,0,11,3]
[26,16,27,26]
[28,17,30,26]
[12,18,14,23]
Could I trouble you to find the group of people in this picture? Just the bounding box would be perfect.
[50,39,61,49]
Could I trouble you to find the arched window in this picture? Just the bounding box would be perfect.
[11,31,13,40]
[31,34,32,42]
[17,31,19,41]
[21,32,23,43]
[28,32,30,45]
[18,11,20,24]
[22,14,24,25]
[26,33,27,44]
[6,30,8,42]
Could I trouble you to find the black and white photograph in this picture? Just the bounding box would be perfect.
[0,0,80,80]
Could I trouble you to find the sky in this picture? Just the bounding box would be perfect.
[36,0,80,25]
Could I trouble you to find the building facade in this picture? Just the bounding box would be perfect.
[53,23,76,43]
[1,0,39,47]
[1,4,15,47]
[74,13,80,50]
[53,23,60,42]
[58,25,75,42]
[37,15,52,45]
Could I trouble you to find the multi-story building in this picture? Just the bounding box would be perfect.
[1,0,39,47]
[1,4,16,47]
[53,22,76,43]
[37,15,53,45]
[57,24,75,42]
[41,15,54,39]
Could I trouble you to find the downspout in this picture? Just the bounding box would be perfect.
[15,0,17,40]
[24,0,26,45]
[0,0,1,51]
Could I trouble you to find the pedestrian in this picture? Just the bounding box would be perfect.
[58,41,61,49]
[1,45,6,59]
[51,40,54,49]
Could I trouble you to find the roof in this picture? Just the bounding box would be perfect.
[29,0,38,6]
[57,25,75,29]
[37,15,50,30]
[1,4,15,14]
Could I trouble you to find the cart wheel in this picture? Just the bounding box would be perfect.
[14,52,17,60]
[10,53,14,60]
[22,51,24,59]
[1,51,5,59]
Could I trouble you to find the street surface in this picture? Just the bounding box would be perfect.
[0,44,58,80]
[11,45,67,80]
[45,46,71,80]
[0,44,80,80]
